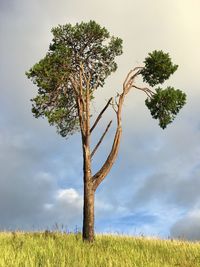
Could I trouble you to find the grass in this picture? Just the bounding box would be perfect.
[0,231,200,266]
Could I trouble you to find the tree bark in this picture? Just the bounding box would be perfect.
[80,71,95,242]
[81,131,94,242]
[82,173,95,242]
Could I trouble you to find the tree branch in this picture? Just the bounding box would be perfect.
[92,87,127,191]
[91,120,112,158]
[110,96,118,114]
[69,74,87,135]
[69,75,79,95]
[133,85,155,98]
[133,66,143,71]
[80,63,90,86]
[90,97,113,134]
[123,67,143,91]
[123,69,134,89]
[92,126,122,191]
[92,68,145,191]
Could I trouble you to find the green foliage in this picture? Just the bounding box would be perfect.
[50,20,123,88]
[26,21,186,135]
[26,20,123,137]
[0,232,200,267]
[145,87,186,129]
[140,50,186,129]
[141,50,178,87]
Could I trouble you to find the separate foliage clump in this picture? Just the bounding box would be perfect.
[141,50,178,86]
[140,50,186,129]
[145,87,186,129]
[26,20,187,242]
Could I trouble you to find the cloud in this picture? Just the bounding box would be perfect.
[0,123,83,230]
[0,0,200,240]
[127,168,200,211]
[43,188,83,230]
[171,210,200,241]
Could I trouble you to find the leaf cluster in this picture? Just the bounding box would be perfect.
[145,87,186,129]
[26,46,78,137]
[50,20,123,89]
[26,21,123,137]
[141,50,178,87]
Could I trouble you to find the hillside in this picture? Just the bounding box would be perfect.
[0,232,199,266]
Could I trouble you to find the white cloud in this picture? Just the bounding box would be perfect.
[56,188,83,206]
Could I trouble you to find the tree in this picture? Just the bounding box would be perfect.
[26,21,186,242]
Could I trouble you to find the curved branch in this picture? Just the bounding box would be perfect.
[123,69,134,89]
[91,68,146,191]
[92,127,122,191]
[92,89,126,191]
[123,67,143,93]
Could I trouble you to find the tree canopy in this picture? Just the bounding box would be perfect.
[26,21,123,137]
[26,22,186,133]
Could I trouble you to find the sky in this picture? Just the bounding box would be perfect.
[0,0,200,240]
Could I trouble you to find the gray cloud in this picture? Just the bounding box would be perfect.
[171,211,200,241]
[127,167,200,211]
[0,0,14,13]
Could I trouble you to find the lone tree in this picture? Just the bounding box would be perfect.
[26,21,186,242]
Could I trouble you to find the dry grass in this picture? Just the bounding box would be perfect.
[0,231,199,266]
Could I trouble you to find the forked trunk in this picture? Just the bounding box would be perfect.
[73,66,142,243]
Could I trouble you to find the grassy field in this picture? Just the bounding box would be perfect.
[0,231,200,267]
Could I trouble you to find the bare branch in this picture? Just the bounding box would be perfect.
[133,85,155,98]
[123,67,143,90]
[91,120,112,158]
[132,66,143,72]
[69,74,86,134]
[123,69,134,89]
[92,126,122,191]
[111,97,118,114]
[85,74,91,137]
[90,97,113,134]
[77,97,86,135]
[80,63,91,86]
[130,69,143,81]
[92,70,136,191]
[91,68,149,191]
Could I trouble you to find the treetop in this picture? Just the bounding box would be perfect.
[26,21,123,137]
[26,21,186,136]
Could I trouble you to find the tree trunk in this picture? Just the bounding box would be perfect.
[82,179,95,242]
[82,80,94,242]
[82,140,94,242]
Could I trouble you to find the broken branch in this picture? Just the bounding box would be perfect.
[90,97,113,134]
[91,120,112,158]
